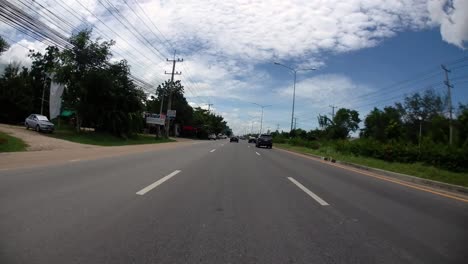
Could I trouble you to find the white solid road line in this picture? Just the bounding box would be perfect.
[287,177,330,206]
[256,152,261,156]
[210,149,216,152]
[136,170,181,195]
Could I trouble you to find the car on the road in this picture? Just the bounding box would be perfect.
[248,136,256,143]
[217,134,227,139]
[256,134,273,148]
[208,133,217,140]
[230,136,239,143]
[25,114,54,133]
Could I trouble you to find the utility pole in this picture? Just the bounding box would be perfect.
[276,124,280,131]
[294,117,297,130]
[164,51,183,137]
[154,88,166,138]
[207,103,213,112]
[329,105,338,120]
[274,62,316,132]
[441,64,453,145]
[40,85,46,115]
[251,102,272,135]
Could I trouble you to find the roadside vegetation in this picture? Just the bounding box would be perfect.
[271,90,468,187]
[0,131,28,152]
[275,143,468,187]
[0,32,231,141]
[47,125,174,146]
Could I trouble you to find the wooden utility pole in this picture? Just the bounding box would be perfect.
[164,51,183,137]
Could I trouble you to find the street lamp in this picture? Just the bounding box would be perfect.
[251,102,272,135]
[418,116,423,153]
[274,62,316,132]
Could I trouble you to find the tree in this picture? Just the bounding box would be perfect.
[56,29,145,137]
[396,89,445,143]
[28,46,60,117]
[0,63,33,123]
[0,36,9,55]
[456,104,468,147]
[327,108,360,139]
[362,106,403,142]
[57,29,115,131]
[190,107,229,138]
[317,114,332,129]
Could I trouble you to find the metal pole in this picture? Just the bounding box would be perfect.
[159,93,165,115]
[273,62,316,132]
[291,70,297,131]
[441,65,453,145]
[419,119,422,153]
[40,84,46,115]
[156,92,165,138]
[260,107,264,135]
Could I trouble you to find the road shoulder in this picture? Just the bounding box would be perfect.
[274,146,468,202]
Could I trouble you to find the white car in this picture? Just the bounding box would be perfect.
[208,133,217,140]
[25,114,55,133]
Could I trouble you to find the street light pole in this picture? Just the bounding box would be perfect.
[251,103,272,135]
[418,117,422,153]
[291,70,297,132]
[260,107,264,134]
[274,62,316,132]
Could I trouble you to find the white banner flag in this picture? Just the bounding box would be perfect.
[49,78,65,120]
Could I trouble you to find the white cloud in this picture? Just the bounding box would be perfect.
[276,74,373,106]
[0,40,47,71]
[428,0,468,48]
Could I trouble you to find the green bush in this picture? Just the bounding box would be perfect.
[283,136,468,172]
[272,135,287,144]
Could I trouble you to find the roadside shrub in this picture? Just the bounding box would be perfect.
[272,135,287,144]
[283,136,468,172]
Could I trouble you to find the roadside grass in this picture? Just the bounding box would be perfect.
[276,143,468,187]
[0,131,28,152]
[47,126,174,146]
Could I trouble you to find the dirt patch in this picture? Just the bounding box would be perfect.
[0,124,93,151]
[0,124,205,170]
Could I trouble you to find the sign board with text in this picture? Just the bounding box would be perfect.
[167,110,176,118]
[146,113,166,125]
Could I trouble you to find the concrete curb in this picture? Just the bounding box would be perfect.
[275,146,468,196]
[335,160,468,195]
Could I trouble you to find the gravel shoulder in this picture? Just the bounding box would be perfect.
[0,124,201,170]
[0,124,92,151]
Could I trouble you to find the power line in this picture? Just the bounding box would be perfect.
[30,0,165,85]
[98,0,168,61]
[1,2,156,91]
[114,0,208,105]
[131,0,174,51]
[122,0,170,52]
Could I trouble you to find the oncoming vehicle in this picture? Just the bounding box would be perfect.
[25,114,54,133]
[256,134,273,148]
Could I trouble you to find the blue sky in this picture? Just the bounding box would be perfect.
[1,0,467,134]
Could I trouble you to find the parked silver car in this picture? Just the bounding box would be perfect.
[25,114,54,133]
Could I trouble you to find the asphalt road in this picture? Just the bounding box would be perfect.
[1,140,467,264]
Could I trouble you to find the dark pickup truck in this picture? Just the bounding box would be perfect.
[256,134,273,148]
